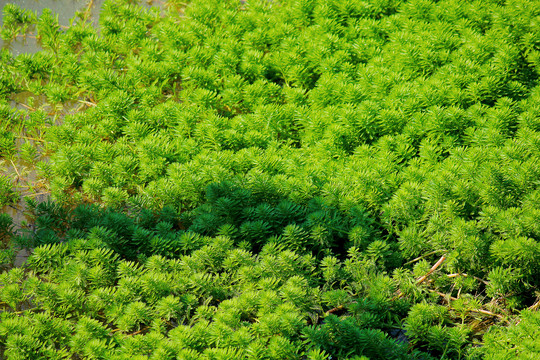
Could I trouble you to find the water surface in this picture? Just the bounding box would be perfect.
[0,0,106,55]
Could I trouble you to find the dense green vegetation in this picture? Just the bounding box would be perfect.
[1,0,540,358]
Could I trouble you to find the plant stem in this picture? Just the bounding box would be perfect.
[416,255,446,285]
[404,249,446,266]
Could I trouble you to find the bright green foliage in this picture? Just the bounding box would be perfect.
[405,303,470,357]
[0,4,36,41]
[481,310,540,359]
[1,0,540,358]
[303,314,412,359]
[0,238,434,359]
[0,106,20,157]
[0,176,17,208]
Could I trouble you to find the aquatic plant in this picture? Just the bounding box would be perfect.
[1,0,540,358]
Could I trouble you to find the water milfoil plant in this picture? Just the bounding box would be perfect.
[1,0,540,358]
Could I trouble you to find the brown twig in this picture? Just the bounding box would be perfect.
[404,250,446,266]
[18,136,44,142]
[82,0,95,21]
[429,290,510,323]
[529,299,540,311]
[416,256,446,285]
[128,327,149,336]
[78,99,97,107]
[17,103,36,111]
[471,309,506,320]
[16,34,37,39]
[9,159,22,180]
[325,305,344,315]
[395,256,446,299]
[430,289,458,302]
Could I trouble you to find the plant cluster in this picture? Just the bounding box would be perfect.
[0,237,424,359]
[1,0,540,358]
